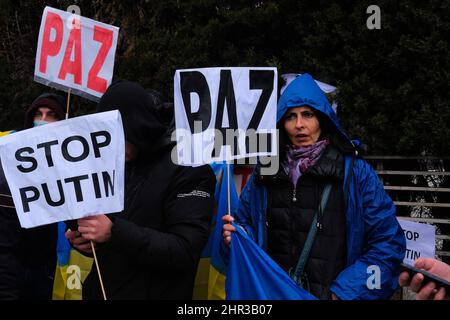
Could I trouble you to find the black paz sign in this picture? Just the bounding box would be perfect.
[174,67,278,165]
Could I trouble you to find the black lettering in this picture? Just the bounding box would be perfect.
[180,71,212,133]
[215,70,238,130]
[64,175,89,202]
[61,136,89,162]
[247,70,274,130]
[42,180,65,207]
[212,70,239,158]
[91,172,102,198]
[19,186,40,213]
[405,248,421,260]
[211,128,240,158]
[404,230,420,241]
[405,230,411,240]
[102,170,115,197]
[405,248,411,259]
[15,147,37,173]
[37,140,59,167]
[90,131,111,158]
[245,132,258,154]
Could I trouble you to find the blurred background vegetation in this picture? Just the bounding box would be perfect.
[0,0,448,155]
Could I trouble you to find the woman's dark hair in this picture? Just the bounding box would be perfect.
[277,106,357,163]
[278,106,330,139]
[315,109,332,141]
[277,106,340,161]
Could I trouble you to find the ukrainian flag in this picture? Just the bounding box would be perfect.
[52,222,93,300]
[0,130,15,137]
[193,162,239,300]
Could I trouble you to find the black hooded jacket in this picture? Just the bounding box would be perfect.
[82,81,215,300]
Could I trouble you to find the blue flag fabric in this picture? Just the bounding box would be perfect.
[56,222,71,266]
[209,163,239,274]
[193,162,239,299]
[201,163,239,270]
[226,223,317,300]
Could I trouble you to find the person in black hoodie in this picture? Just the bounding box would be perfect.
[0,92,66,300]
[66,80,216,300]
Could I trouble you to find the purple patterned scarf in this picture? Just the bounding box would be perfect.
[283,139,329,187]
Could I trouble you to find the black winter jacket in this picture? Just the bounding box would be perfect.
[256,143,347,299]
[83,81,215,299]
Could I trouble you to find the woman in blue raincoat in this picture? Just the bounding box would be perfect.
[223,73,406,300]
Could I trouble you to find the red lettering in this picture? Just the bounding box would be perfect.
[58,18,82,84]
[39,12,63,74]
[87,25,113,94]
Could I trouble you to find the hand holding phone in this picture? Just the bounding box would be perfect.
[399,259,450,300]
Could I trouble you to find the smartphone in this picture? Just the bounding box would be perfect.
[400,262,450,291]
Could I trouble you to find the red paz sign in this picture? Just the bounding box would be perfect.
[34,7,119,101]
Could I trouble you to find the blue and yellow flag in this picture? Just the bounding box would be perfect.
[193,162,239,300]
[0,130,16,137]
[226,224,317,300]
[52,222,93,300]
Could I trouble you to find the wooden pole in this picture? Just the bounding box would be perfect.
[227,161,231,216]
[65,89,71,120]
[90,241,107,300]
[64,89,107,300]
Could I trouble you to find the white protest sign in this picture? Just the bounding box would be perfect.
[34,6,119,101]
[174,67,277,166]
[0,111,125,228]
[398,218,436,265]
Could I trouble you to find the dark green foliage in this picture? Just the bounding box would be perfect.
[0,0,448,155]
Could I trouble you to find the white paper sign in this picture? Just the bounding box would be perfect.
[34,6,119,101]
[0,111,125,228]
[174,67,277,166]
[398,218,436,265]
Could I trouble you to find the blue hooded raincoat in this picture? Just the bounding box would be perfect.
[235,73,406,300]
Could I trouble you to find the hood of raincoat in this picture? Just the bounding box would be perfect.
[277,73,354,152]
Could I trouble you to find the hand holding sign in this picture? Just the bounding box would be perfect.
[77,215,112,243]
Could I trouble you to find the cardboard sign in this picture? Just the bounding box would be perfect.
[174,67,278,166]
[398,218,436,265]
[34,6,119,101]
[0,111,125,228]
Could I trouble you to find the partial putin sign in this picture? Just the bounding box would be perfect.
[34,6,119,101]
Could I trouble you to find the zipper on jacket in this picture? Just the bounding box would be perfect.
[292,187,297,202]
